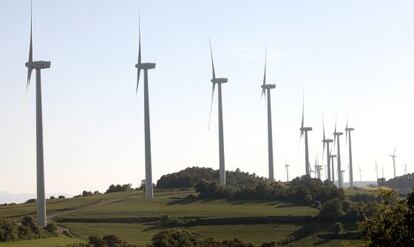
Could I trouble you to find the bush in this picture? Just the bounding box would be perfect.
[105,184,133,194]
[46,223,57,234]
[319,199,345,221]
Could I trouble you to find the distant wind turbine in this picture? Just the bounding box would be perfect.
[285,161,290,182]
[359,168,362,182]
[299,98,312,176]
[25,2,50,227]
[209,42,228,186]
[389,147,397,178]
[333,122,344,188]
[345,122,354,187]
[322,118,333,181]
[375,160,378,181]
[404,163,408,175]
[135,18,156,199]
[260,48,276,180]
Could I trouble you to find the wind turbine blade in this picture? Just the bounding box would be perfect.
[261,47,267,97]
[345,119,349,144]
[393,146,397,156]
[322,117,326,158]
[208,83,216,129]
[300,96,304,138]
[136,16,142,94]
[209,41,216,80]
[27,2,33,90]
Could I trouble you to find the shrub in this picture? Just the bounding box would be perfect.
[46,223,57,234]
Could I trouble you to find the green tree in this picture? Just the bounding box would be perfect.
[359,189,414,246]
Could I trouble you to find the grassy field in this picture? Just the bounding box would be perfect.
[0,236,86,247]
[0,189,363,247]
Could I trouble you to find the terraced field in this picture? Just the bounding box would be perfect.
[0,190,360,246]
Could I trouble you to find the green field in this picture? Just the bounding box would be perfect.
[0,190,361,247]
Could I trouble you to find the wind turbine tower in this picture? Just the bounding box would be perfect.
[333,126,344,188]
[330,154,337,184]
[209,42,228,186]
[299,99,312,176]
[345,123,355,187]
[25,4,50,227]
[404,163,408,175]
[135,19,156,199]
[260,49,276,180]
[359,168,362,181]
[375,160,378,181]
[389,147,397,178]
[322,120,333,181]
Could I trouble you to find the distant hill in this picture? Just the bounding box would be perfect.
[383,173,414,195]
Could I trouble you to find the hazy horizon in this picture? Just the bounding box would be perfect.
[1,0,413,195]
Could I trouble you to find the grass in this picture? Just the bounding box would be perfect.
[0,236,86,247]
[0,190,363,247]
[59,191,318,219]
[63,222,303,246]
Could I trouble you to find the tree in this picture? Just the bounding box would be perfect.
[359,189,414,246]
[319,198,345,221]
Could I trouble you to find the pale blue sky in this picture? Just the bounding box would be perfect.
[0,0,413,195]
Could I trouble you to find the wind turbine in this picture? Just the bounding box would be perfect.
[375,160,378,181]
[359,168,362,182]
[389,147,397,178]
[299,98,312,176]
[135,18,156,199]
[314,158,322,180]
[285,161,290,182]
[345,122,355,187]
[209,42,228,186]
[404,163,408,175]
[333,123,344,188]
[322,118,333,181]
[25,3,50,227]
[260,48,276,180]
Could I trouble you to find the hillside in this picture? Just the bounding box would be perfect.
[383,173,414,195]
[0,189,362,247]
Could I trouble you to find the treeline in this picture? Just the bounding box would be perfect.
[156,167,261,189]
[0,216,57,242]
[382,173,414,195]
[195,175,342,205]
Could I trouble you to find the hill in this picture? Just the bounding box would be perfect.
[0,189,366,246]
[383,173,414,195]
[0,167,380,246]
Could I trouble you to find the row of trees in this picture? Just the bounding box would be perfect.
[195,175,343,206]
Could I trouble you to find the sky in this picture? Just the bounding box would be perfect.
[0,0,413,197]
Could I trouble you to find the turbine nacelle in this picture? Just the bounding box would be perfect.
[135,62,156,70]
[330,154,337,158]
[211,78,228,84]
[25,61,51,69]
[334,132,343,136]
[300,127,312,132]
[261,84,276,90]
[322,139,333,143]
[345,127,354,132]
